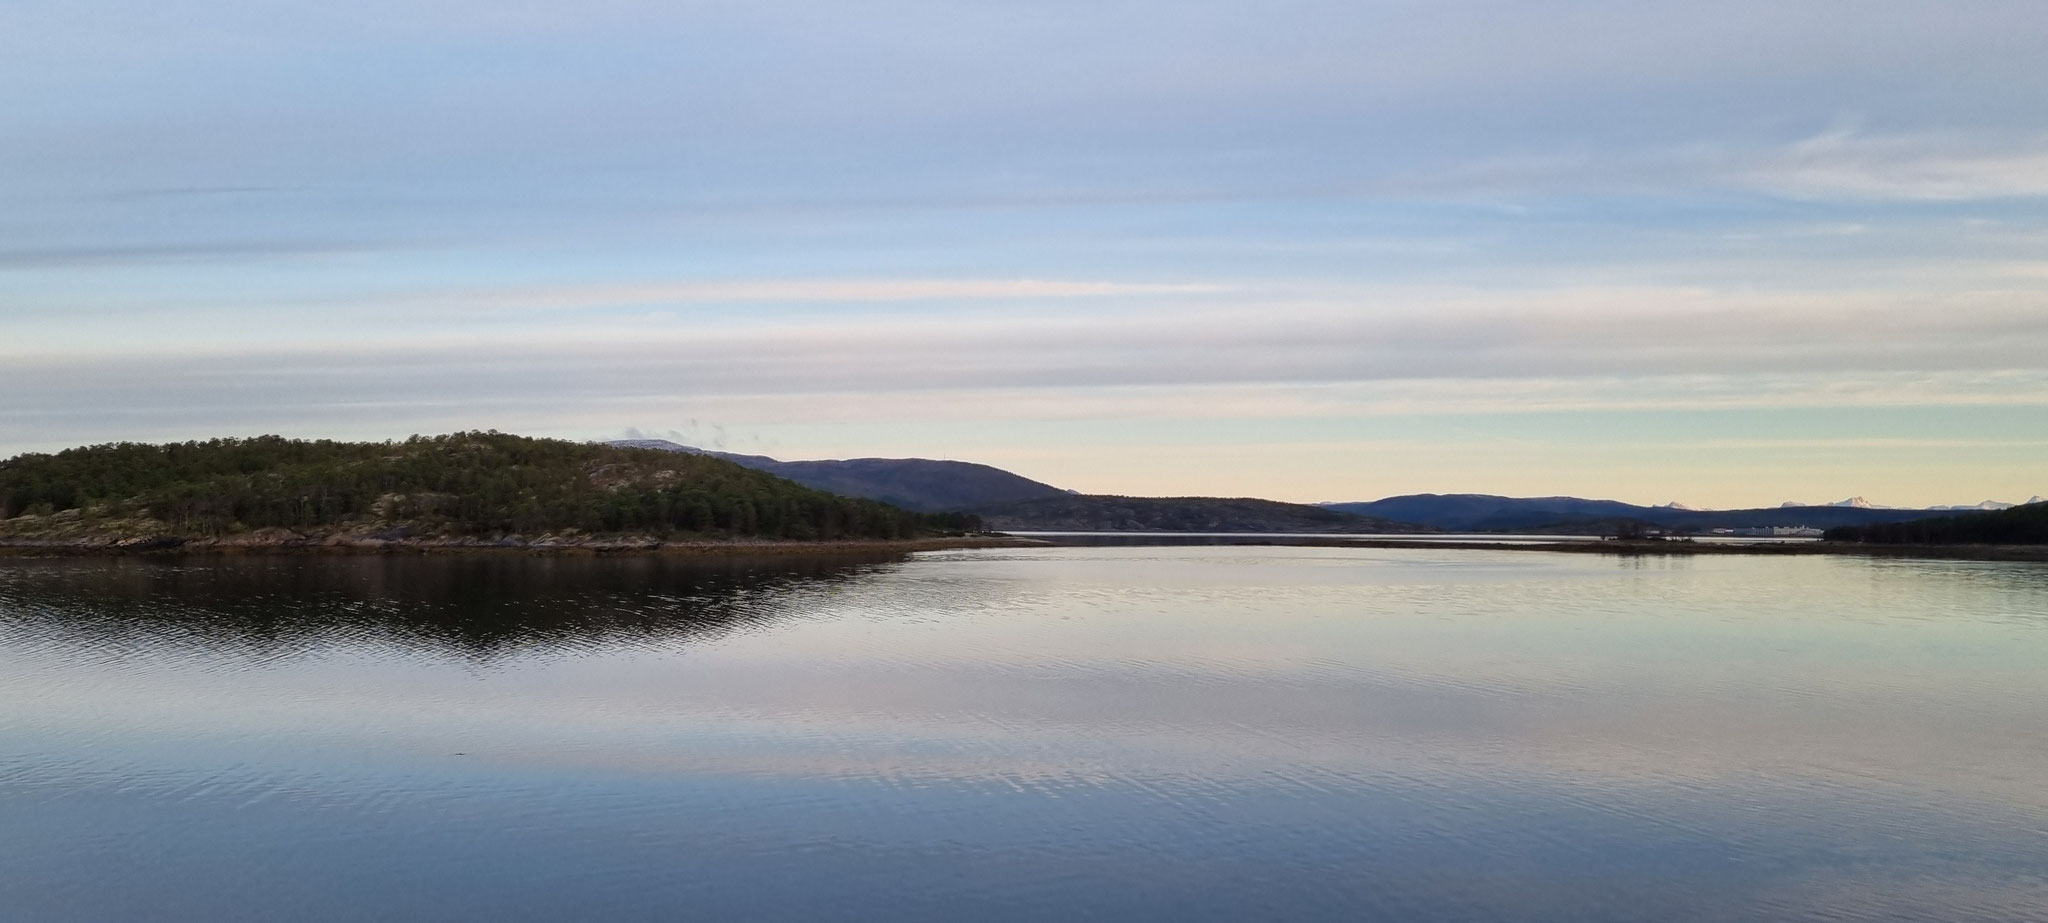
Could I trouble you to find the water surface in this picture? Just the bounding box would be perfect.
[3,547,2045,921]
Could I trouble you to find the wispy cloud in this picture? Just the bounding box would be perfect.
[0,239,383,269]
[11,283,2048,380]
[369,278,1230,311]
[1387,130,2048,203]
[1741,131,2048,201]
[1675,436,2048,451]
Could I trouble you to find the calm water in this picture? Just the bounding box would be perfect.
[2,547,2046,922]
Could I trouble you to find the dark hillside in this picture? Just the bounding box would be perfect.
[1825,502,2048,545]
[612,439,1067,512]
[1324,494,1649,531]
[0,433,974,543]
[1326,494,1948,532]
[768,458,1067,513]
[977,495,1418,533]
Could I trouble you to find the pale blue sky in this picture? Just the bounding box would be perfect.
[4,0,2045,507]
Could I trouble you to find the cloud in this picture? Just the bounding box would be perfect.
[0,239,382,269]
[85,185,297,202]
[10,282,2048,382]
[1382,130,2048,203]
[1740,131,2048,201]
[361,278,1229,312]
[1674,436,2048,451]
[4,330,2044,445]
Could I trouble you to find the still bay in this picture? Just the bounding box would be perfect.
[2,546,2045,921]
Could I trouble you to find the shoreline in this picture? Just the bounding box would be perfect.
[0,534,1044,559]
[4,532,2040,564]
[1333,538,2048,563]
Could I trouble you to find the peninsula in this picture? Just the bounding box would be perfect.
[0,432,1010,556]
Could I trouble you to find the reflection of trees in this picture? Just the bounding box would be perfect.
[0,553,903,662]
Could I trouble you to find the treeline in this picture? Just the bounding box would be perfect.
[0,432,982,540]
[1824,502,2048,545]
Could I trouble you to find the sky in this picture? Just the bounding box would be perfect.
[3,0,2046,509]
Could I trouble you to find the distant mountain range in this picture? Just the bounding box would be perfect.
[1780,496,2047,511]
[616,441,1415,532]
[614,441,2037,535]
[975,495,1413,534]
[1315,494,2003,533]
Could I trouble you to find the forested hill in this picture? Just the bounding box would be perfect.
[0,433,977,545]
[1824,502,2048,545]
[612,439,1068,512]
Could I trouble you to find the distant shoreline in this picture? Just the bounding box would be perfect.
[1333,538,2048,563]
[5,533,2040,564]
[996,532,2048,563]
[0,534,1044,559]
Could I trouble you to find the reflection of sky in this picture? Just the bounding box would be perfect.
[3,548,2047,921]
[5,1,2048,507]
[7,550,2048,795]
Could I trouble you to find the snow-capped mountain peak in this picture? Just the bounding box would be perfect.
[1920,499,2044,511]
[1657,501,1698,511]
[1761,496,2042,511]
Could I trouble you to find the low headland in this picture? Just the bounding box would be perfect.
[1332,494,2048,562]
[0,433,1030,558]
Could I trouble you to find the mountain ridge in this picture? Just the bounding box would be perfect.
[617,441,1424,532]
[614,440,1069,513]
[619,441,2033,534]
[976,494,1418,533]
[1320,493,1973,533]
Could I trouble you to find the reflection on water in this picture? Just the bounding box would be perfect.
[2,548,2046,922]
[0,553,899,661]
